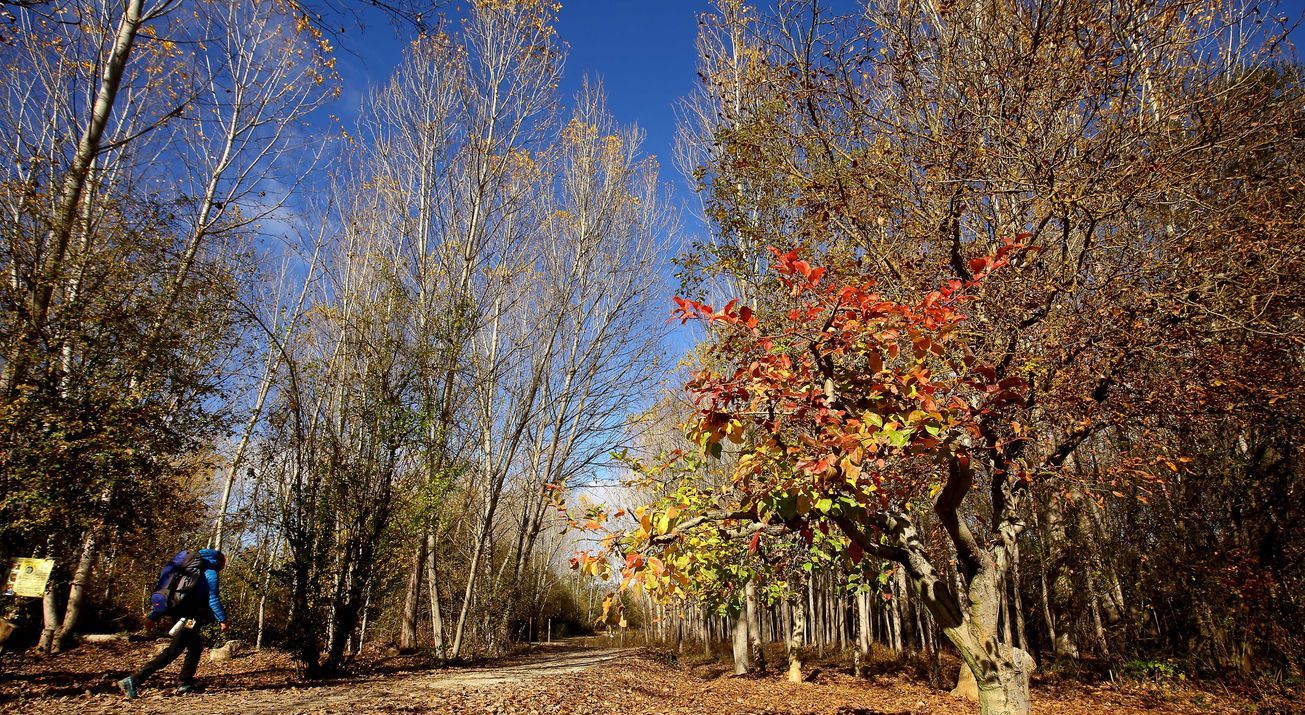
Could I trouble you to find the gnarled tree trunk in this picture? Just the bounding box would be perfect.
[835,498,1034,715]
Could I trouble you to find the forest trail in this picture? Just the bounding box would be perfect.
[6,638,1279,715]
[6,642,642,714]
[159,646,639,715]
[398,646,639,688]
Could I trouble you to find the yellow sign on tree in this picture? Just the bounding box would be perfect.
[3,558,54,598]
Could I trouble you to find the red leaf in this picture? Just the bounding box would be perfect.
[739,305,757,328]
[998,376,1027,391]
[748,531,761,553]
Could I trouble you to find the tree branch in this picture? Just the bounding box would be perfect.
[648,509,755,546]
[936,454,986,581]
[831,511,966,630]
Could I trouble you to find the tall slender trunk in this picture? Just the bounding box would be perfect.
[731,610,750,675]
[745,578,764,671]
[426,532,445,658]
[806,577,817,649]
[1031,508,1057,657]
[1090,589,1110,658]
[450,509,489,658]
[889,572,903,652]
[24,0,151,653]
[786,589,805,682]
[895,566,913,652]
[856,590,872,677]
[38,580,61,652]
[450,295,503,660]
[20,0,147,367]
[1009,543,1028,652]
[701,610,712,657]
[357,587,372,655]
[52,529,99,652]
[398,534,427,651]
[839,585,846,649]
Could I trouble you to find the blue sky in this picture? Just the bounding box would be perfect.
[329,1,704,196]
[327,0,1305,217]
[556,1,703,176]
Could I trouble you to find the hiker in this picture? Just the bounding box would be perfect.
[117,548,229,698]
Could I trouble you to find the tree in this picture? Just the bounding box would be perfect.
[580,241,1041,714]
[237,0,674,668]
[665,0,1304,690]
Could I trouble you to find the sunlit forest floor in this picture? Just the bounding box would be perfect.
[2,641,1299,715]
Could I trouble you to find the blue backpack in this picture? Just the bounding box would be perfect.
[149,550,205,617]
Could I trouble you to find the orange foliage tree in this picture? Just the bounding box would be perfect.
[578,239,1041,714]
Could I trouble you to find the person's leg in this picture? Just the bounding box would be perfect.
[176,628,205,687]
[132,628,187,685]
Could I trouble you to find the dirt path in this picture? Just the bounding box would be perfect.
[6,640,1291,715]
[400,647,637,688]
[10,644,641,715]
[163,646,638,715]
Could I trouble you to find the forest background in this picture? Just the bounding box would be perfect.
[0,2,1303,715]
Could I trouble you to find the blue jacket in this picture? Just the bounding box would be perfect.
[148,548,227,624]
[195,548,227,623]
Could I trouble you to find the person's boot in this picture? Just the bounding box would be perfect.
[174,683,201,695]
[117,677,138,699]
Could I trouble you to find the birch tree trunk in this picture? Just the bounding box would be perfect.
[38,574,62,652]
